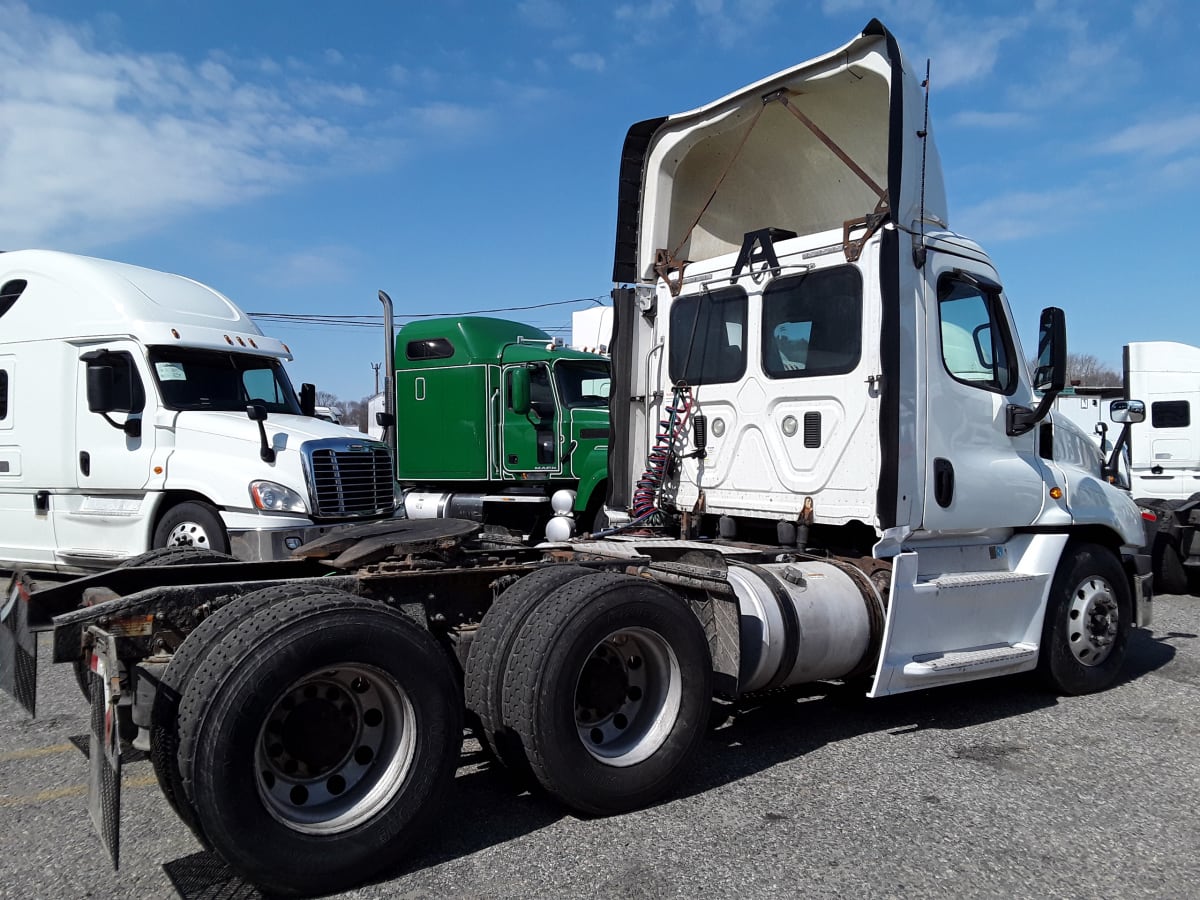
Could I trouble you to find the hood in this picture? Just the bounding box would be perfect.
[170,411,375,448]
[613,18,946,284]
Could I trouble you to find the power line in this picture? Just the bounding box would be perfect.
[248,294,608,328]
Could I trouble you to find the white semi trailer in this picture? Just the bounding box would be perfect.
[0,20,1152,897]
[0,251,396,575]
[1051,341,1199,592]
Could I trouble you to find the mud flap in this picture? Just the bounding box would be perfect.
[0,575,37,716]
[86,625,122,870]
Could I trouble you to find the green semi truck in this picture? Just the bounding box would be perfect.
[388,315,611,539]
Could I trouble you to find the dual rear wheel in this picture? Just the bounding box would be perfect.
[468,570,713,815]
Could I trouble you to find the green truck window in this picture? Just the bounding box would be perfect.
[406,338,454,361]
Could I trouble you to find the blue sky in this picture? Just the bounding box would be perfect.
[2,0,1198,404]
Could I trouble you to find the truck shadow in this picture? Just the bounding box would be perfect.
[161,624,1185,899]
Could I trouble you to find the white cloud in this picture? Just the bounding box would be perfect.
[518,0,570,29]
[1094,113,1200,158]
[410,101,492,139]
[955,184,1102,242]
[690,0,781,48]
[950,110,1036,129]
[256,243,363,289]
[1132,0,1171,30]
[615,0,676,20]
[0,3,382,249]
[568,52,606,73]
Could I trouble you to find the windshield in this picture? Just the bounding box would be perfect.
[553,359,611,409]
[148,347,302,414]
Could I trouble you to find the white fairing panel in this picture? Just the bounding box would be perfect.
[632,22,945,282]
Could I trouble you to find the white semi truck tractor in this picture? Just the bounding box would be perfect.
[0,19,1151,897]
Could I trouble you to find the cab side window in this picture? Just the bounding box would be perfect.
[937,274,1017,395]
[1151,401,1189,429]
[668,287,748,386]
[762,266,862,378]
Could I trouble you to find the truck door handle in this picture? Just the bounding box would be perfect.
[79,451,91,477]
[933,457,954,508]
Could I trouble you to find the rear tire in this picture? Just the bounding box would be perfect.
[153,501,229,555]
[502,572,712,815]
[464,565,592,772]
[150,582,350,842]
[175,592,461,896]
[1037,542,1132,695]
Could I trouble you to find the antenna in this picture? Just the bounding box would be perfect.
[914,58,931,269]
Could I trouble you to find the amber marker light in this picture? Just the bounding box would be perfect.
[153,466,163,474]
[1049,486,1063,500]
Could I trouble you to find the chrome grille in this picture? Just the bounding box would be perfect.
[305,442,394,518]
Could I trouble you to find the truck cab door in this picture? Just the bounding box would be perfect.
[501,363,561,475]
[58,343,159,561]
[921,263,1048,532]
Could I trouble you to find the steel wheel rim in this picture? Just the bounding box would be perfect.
[166,521,212,549]
[574,626,682,767]
[1066,575,1120,667]
[255,662,416,834]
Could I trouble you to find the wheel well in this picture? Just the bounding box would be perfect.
[153,492,225,533]
[156,489,222,525]
[580,479,607,516]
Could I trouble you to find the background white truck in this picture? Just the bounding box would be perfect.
[0,20,1154,897]
[0,250,396,575]
[1051,341,1200,593]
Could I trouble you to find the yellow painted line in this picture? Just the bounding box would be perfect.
[0,743,78,762]
[0,773,158,808]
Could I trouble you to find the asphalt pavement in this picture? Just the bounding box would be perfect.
[2,591,1198,900]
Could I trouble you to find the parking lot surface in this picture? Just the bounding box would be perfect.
[2,592,1198,900]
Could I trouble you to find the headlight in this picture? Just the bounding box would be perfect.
[249,481,308,513]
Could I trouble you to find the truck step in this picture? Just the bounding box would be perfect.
[926,571,1036,589]
[903,642,1036,676]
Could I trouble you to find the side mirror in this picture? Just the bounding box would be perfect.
[1033,306,1066,393]
[375,411,395,427]
[510,367,531,416]
[1110,399,1146,425]
[86,365,115,413]
[246,403,275,462]
[299,383,316,418]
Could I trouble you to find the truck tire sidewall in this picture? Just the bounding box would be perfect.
[150,582,350,843]
[464,564,593,770]
[153,501,229,555]
[1038,542,1131,696]
[506,573,712,816]
[182,598,461,895]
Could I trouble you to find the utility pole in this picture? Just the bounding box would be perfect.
[371,361,382,395]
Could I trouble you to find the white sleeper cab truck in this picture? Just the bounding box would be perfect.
[0,22,1153,898]
[1121,342,1199,592]
[0,250,394,574]
[1046,342,1199,592]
